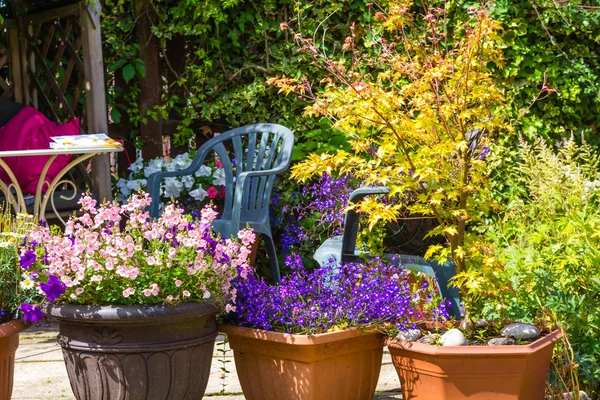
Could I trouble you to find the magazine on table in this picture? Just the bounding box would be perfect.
[49,133,121,149]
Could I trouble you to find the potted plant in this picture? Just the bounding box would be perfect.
[270,1,561,399]
[25,192,254,399]
[0,211,43,400]
[221,253,447,400]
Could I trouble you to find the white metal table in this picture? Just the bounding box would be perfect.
[0,146,123,224]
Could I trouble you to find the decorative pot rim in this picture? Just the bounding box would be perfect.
[42,301,219,323]
[0,319,29,338]
[386,328,562,355]
[220,324,384,345]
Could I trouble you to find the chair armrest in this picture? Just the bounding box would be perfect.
[341,186,390,262]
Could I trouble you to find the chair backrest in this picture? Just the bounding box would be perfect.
[148,123,294,226]
[214,124,294,226]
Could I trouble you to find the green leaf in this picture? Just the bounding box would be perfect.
[122,64,135,83]
[133,59,146,78]
[108,59,126,72]
[110,108,122,124]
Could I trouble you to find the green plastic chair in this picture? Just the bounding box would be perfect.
[147,123,295,283]
[313,186,461,319]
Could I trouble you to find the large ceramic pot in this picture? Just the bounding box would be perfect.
[0,320,27,400]
[43,302,218,400]
[220,325,384,400]
[387,329,562,400]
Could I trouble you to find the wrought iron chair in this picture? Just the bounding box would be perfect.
[147,123,295,283]
[313,186,461,318]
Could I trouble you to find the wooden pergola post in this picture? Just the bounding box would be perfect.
[136,0,162,160]
[80,0,112,202]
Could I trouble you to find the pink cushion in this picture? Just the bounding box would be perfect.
[0,106,79,194]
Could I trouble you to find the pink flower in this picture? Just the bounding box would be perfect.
[237,229,256,246]
[175,279,183,287]
[143,289,152,297]
[75,287,84,295]
[122,288,135,298]
[182,290,191,298]
[215,157,223,168]
[207,186,218,199]
[220,187,226,198]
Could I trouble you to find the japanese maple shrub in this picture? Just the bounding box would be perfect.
[271,1,508,289]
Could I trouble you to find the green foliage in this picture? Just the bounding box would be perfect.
[477,137,600,395]
[0,244,23,323]
[0,212,40,324]
[101,0,372,152]
[493,0,600,143]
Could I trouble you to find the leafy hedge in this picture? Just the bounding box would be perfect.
[101,0,600,156]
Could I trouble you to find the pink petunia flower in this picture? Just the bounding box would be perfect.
[206,186,218,199]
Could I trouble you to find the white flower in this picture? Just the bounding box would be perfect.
[195,165,212,177]
[144,158,165,178]
[203,290,211,299]
[20,278,34,289]
[126,179,147,192]
[172,153,192,170]
[116,179,130,197]
[128,157,144,174]
[163,177,184,198]
[189,186,208,201]
[165,162,177,172]
[181,175,195,190]
[213,168,226,186]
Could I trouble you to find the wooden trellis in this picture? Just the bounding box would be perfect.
[0,0,111,201]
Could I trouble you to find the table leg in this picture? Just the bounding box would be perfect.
[40,152,97,225]
[34,154,58,219]
[0,158,26,214]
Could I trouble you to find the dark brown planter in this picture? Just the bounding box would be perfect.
[387,329,562,400]
[0,320,27,400]
[43,302,219,400]
[220,325,385,400]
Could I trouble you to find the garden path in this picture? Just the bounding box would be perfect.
[12,322,403,399]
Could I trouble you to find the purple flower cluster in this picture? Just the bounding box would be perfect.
[229,254,448,334]
[272,173,354,256]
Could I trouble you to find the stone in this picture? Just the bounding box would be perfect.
[440,329,468,346]
[488,337,516,346]
[560,391,591,400]
[459,318,474,333]
[501,323,540,340]
[395,329,422,342]
[475,319,489,328]
[416,334,440,345]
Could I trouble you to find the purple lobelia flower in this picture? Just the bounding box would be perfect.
[229,254,448,334]
[39,275,66,302]
[19,302,44,323]
[19,250,37,269]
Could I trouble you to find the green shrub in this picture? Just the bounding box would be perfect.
[478,137,600,395]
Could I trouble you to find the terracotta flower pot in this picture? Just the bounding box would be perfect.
[0,319,28,400]
[220,325,385,400]
[43,302,218,400]
[387,329,562,400]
